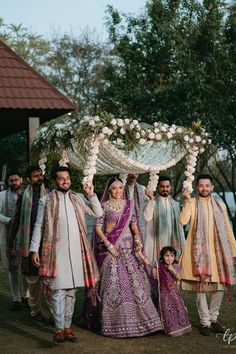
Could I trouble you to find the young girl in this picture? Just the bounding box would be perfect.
[138,246,191,336]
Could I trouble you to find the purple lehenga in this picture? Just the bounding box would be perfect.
[94,199,162,338]
[157,261,191,336]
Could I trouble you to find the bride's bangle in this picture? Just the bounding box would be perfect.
[107,243,114,251]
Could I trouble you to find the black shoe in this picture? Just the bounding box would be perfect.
[199,325,211,336]
[10,301,21,311]
[211,321,225,334]
[22,297,30,309]
[31,312,45,322]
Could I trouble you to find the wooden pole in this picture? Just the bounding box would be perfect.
[27,117,40,163]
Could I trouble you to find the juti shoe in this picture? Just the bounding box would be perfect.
[211,321,225,334]
[64,327,77,342]
[53,328,65,343]
[199,325,211,336]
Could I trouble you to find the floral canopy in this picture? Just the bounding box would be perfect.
[34,112,211,192]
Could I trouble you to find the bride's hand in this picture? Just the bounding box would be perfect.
[134,239,143,252]
[108,245,121,258]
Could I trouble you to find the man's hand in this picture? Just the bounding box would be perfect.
[145,188,153,199]
[83,182,94,198]
[31,252,40,267]
[182,188,191,201]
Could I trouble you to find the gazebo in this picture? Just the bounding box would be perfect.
[0,39,76,162]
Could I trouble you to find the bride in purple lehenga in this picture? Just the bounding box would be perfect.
[94,177,162,338]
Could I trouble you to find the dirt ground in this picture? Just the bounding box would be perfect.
[0,268,235,354]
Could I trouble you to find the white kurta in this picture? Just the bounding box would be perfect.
[144,195,184,263]
[0,189,18,269]
[30,191,103,290]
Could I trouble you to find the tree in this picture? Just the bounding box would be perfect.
[99,0,236,231]
[46,29,109,116]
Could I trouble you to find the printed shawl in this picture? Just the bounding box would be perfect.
[192,195,236,286]
[20,184,47,257]
[154,195,185,259]
[39,190,99,290]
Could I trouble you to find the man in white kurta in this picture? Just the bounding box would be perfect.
[144,176,185,263]
[0,172,29,310]
[179,174,236,336]
[30,166,103,343]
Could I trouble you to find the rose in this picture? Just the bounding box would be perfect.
[154,128,159,133]
[124,118,130,124]
[139,138,146,145]
[133,120,138,125]
[116,138,123,145]
[148,132,155,139]
[167,132,173,139]
[120,128,126,135]
[184,135,189,142]
[169,127,175,134]
[94,115,100,122]
[155,133,162,140]
[176,127,182,133]
[102,127,110,134]
[136,132,141,139]
[189,138,194,144]
[110,118,117,126]
[89,120,95,126]
[161,126,167,132]
[195,135,201,142]
[117,119,123,127]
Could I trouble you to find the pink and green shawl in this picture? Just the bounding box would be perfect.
[39,190,99,291]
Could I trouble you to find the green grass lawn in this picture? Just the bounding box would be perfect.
[0,268,235,354]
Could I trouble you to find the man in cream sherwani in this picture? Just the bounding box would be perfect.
[30,166,103,343]
[179,173,236,336]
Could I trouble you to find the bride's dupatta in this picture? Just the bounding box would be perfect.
[94,199,132,269]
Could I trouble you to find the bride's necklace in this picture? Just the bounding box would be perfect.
[107,198,125,211]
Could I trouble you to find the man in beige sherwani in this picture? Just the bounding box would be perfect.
[179,173,236,336]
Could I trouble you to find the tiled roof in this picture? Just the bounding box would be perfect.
[0,40,76,138]
[0,39,76,111]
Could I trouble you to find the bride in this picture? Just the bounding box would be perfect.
[93,176,162,338]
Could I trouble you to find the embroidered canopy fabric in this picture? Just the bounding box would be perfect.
[34,113,211,192]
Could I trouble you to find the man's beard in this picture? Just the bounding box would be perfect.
[57,186,70,193]
[160,192,169,197]
[10,185,20,192]
[199,192,211,198]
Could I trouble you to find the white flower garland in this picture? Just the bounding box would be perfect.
[34,115,211,191]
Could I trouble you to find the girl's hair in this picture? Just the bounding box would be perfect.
[160,246,178,264]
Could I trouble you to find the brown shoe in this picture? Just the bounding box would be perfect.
[53,328,65,343]
[64,327,77,342]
